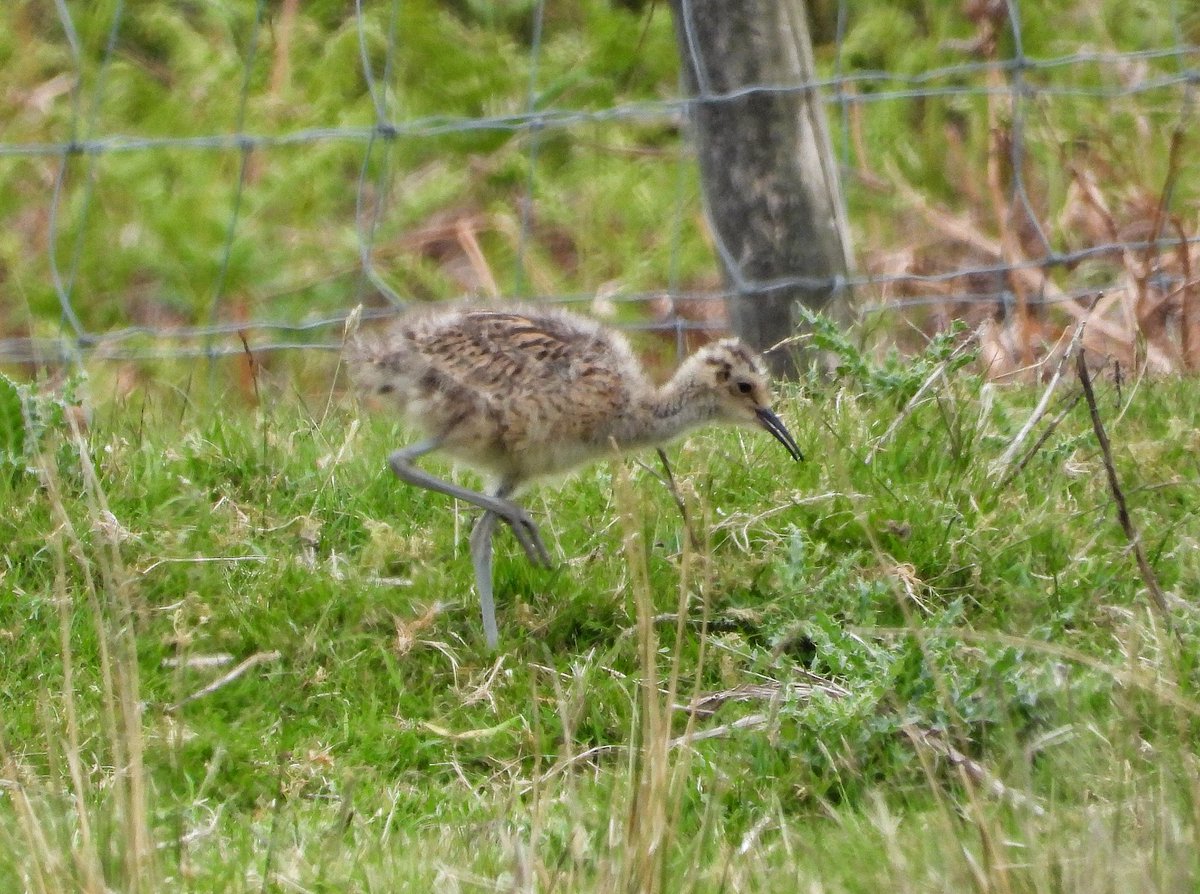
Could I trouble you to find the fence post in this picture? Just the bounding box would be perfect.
[670,0,854,376]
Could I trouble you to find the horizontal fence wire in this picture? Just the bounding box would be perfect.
[1,1,1197,367]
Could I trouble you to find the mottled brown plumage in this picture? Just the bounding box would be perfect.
[350,305,801,648]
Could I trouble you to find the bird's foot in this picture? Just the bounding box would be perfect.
[498,504,552,568]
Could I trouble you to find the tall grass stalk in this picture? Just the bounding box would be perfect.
[0,416,156,892]
[609,456,713,894]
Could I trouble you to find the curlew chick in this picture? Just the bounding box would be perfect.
[350,306,801,649]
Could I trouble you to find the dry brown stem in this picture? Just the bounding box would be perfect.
[1076,349,1176,634]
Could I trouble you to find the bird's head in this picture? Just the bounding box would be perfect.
[684,339,803,461]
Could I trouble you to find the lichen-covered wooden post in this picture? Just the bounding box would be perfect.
[670,0,854,376]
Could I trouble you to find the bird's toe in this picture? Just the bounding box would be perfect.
[503,508,553,567]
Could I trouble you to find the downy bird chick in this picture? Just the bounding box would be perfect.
[351,306,801,648]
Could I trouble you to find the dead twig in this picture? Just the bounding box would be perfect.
[1134,128,1186,370]
[238,331,261,407]
[1076,349,1176,635]
[1172,218,1200,371]
[1146,126,1186,254]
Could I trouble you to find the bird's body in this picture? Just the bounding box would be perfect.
[355,308,644,485]
[350,305,801,648]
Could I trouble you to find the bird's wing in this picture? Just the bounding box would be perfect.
[410,310,639,452]
[415,311,622,393]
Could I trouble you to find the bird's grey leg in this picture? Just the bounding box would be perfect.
[388,439,551,567]
[469,497,504,651]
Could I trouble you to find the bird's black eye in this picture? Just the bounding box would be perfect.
[736,381,752,394]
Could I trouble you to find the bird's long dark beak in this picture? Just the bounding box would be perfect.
[755,407,803,462]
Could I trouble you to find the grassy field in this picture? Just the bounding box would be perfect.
[3,1,1199,890]
[2,335,1198,891]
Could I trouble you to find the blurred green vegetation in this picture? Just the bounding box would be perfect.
[2,0,1195,377]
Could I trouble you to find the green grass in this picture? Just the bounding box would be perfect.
[2,2,1200,888]
[1,345,1198,891]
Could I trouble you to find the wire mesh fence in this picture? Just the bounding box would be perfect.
[1,1,1197,375]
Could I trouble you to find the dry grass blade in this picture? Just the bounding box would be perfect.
[990,309,1092,480]
[994,389,1083,492]
[613,459,671,894]
[169,650,283,712]
[682,675,850,718]
[454,216,501,299]
[868,327,981,464]
[636,447,701,554]
[51,533,105,894]
[669,713,771,748]
[0,733,54,894]
[4,413,161,891]
[903,725,1045,816]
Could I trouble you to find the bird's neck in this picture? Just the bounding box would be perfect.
[616,374,719,448]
